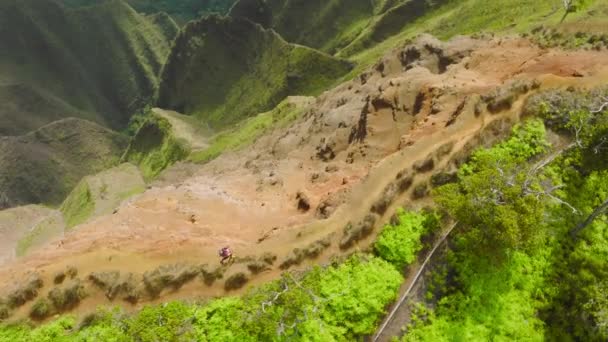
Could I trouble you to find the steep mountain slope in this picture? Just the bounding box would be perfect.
[1,34,606,325]
[157,15,352,128]
[228,0,446,54]
[60,163,145,228]
[0,205,62,264]
[0,119,128,209]
[0,0,178,135]
[62,0,237,25]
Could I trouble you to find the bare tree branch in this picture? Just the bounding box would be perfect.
[570,198,608,238]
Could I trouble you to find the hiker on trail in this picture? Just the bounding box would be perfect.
[219,246,233,265]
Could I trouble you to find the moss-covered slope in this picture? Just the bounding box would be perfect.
[60,163,145,229]
[0,205,62,263]
[229,0,451,56]
[0,119,128,209]
[62,0,237,26]
[122,114,191,181]
[157,15,352,128]
[0,0,178,135]
[229,0,376,53]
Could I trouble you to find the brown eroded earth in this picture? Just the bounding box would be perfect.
[2,35,608,320]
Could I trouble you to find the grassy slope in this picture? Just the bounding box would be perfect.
[229,0,382,54]
[342,0,606,81]
[15,211,65,257]
[0,0,178,135]
[0,118,128,209]
[189,96,313,163]
[157,15,352,129]
[60,163,145,229]
[122,114,191,181]
[0,205,62,262]
[61,0,237,25]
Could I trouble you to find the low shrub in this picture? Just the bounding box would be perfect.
[375,209,437,268]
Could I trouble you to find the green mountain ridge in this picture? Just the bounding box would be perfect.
[0,118,128,209]
[0,0,178,135]
[228,0,448,55]
[61,0,237,25]
[157,15,353,128]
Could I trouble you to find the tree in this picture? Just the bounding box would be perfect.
[434,120,555,259]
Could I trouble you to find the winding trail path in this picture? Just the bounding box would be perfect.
[373,222,458,342]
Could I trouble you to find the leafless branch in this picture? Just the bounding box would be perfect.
[571,198,608,238]
[591,97,608,114]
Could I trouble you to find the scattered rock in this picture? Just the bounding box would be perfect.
[316,141,336,161]
[325,164,339,173]
[310,172,329,184]
[296,192,311,212]
[316,200,335,219]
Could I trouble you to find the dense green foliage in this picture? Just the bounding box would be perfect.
[374,209,437,268]
[158,15,352,129]
[0,255,402,341]
[122,115,190,181]
[400,120,555,341]
[435,119,550,258]
[401,89,608,341]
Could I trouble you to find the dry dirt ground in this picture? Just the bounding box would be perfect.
[1,35,607,321]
